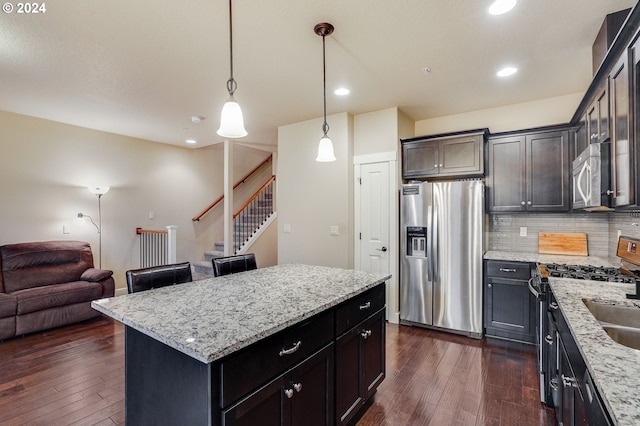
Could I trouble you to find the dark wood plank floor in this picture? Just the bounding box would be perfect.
[0,317,555,425]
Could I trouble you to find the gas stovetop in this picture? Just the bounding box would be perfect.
[541,263,638,284]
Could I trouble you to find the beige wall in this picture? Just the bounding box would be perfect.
[353,107,415,156]
[0,110,272,292]
[277,112,354,267]
[414,93,583,136]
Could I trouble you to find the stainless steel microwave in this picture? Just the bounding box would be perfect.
[572,142,612,211]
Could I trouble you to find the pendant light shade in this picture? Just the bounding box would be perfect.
[316,135,336,162]
[217,0,247,139]
[218,95,247,138]
[314,22,335,162]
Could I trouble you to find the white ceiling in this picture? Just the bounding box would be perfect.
[0,0,637,150]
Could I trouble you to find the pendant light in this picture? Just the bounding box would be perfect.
[217,0,247,138]
[314,22,336,162]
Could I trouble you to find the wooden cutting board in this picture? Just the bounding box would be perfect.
[538,232,588,256]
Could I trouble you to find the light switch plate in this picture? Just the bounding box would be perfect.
[330,226,339,236]
[283,224,291,233]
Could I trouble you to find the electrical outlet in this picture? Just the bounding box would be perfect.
[520,227,527,237]
[148,211,155,220]
[283,224,291,233]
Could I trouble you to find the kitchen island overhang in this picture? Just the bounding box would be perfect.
[92,264,390,425]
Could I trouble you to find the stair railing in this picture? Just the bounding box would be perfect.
[192,154,273,222]
[233,176,276,253]
[135,225,177,267]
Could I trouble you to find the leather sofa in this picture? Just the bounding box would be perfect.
[0,240,115,340]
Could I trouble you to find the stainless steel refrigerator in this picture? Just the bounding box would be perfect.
[400,180,484,338]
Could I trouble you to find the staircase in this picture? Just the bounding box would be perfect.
[192,187,274,278]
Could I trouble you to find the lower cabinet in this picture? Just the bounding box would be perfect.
[484,260,536,344]
[222,284,386,426]
[223,343,335,426]
[548,290,612,426]
[335,308,386,426]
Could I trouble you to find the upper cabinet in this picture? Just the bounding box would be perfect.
[487,127,570,213]
[401,129,487,180]
[571,6,640,209]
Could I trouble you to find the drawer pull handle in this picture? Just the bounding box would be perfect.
[284,388,294,399]
[549,378,559,391]
[499,268,516,273]
[545,335,553,345]
[279,340,301,357]
[549,302,559,310]
[293,382,303,393]
[359,301,371,310]
[360,329,372,339]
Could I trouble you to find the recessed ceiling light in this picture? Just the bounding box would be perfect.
[186,139,197,144]
[334,88,350,96]
[496,66,518,77]
[191,116,205,124]
[488,0,516,15]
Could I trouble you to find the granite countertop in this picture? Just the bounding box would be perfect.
[484,250,617,267]
[92,263,390,364]
[550,279,640,426]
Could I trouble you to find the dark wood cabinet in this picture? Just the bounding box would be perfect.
[572,116,589,160]
[586,82,610,145]
[484,260,536,344]
[548,291,611,426]
[223,344,335,426]
[335,308,385,425]
[487,127,570,212]
[401,129,487,179]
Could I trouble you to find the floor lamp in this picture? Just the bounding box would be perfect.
[78,186,110,268]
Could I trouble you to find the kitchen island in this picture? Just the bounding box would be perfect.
[92,263,390,425]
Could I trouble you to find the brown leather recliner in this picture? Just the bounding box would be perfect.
[0,240,115,339]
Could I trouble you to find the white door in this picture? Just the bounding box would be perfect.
[358,162,390,273]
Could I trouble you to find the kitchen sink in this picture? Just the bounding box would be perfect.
[583,299,640,350]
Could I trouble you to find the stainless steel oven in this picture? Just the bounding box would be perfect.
[529,267,548,404]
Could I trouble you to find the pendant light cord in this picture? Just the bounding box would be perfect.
[227,0,237,95]
[322,34,329,136]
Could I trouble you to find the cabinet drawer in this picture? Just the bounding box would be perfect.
[485,261,531,280]
[220,310,334,408]
[336,285,385,336]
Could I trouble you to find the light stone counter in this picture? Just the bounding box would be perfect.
[92,263,390,364]
[484,250,617,267]
[550,279,640,426]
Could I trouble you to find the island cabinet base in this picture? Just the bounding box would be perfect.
[123,283,386,426]
[125,327,218,425]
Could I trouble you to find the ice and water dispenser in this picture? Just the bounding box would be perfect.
[405,226,427,257]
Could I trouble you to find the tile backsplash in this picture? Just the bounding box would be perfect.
[487,212,640,260]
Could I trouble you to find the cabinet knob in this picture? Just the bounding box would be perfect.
[562,374,578,388]
[549,302,559,310]
[434,164,438,168]
[439,164,443,167]
[360,329,372,339]
[521,201,525,205]
[527,201,532,205]
[488,283,492,288]
[545,335,553,345]
[293,382,303,393]
[591,133,598,139]
[285,388,294,399]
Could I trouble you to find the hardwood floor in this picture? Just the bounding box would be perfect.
[0,317,555,425]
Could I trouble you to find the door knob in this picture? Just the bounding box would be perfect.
[376,246,388,252]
